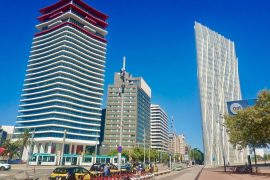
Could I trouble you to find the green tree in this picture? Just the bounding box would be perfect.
[225,90,270,173]
[107,149,118,156]
[18,129,32,159]
[189,148,204,164]
[149,149,158,162]
[159,152,169,163]
[18,129,31,149]
[107,149,131,161]
[131,147,144,162]
[2,140,21,159]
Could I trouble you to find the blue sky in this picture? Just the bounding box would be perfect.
[0,0,269,151]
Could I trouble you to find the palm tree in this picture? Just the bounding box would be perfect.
[18,129,32,158]
[2,140,21,159]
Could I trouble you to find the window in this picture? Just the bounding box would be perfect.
[30,156,37,162]
[83,157,92,163]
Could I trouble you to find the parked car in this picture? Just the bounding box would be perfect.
[50,166,91,180]
[89,163,121,177]
[0,160,11,171]
[121,163,132,173]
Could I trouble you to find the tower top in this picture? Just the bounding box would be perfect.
[122,56,126,71]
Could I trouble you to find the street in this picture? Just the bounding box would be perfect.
[0,165,55,180]
[156,166,203,180]
[0,164,203,180]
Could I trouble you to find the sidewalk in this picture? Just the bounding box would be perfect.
[199,167,270,180]
[156,166,203,180]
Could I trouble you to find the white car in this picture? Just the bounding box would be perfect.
[0,160,11,171]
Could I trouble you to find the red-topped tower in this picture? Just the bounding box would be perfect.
[15,0,109,164]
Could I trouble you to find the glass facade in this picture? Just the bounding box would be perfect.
[14,0,108,160]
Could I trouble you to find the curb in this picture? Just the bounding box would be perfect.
[195,166,204,180]
[154,170,171,177]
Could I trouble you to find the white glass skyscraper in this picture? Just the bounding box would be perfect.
[195,22,246,166]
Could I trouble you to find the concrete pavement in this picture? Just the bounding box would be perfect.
[199,166,270,180]
[156,166,203,180]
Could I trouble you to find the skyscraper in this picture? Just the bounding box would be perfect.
[102,61,151,152]
[150,104,169,152]
[195,22,246,166]
[14,0,108,161]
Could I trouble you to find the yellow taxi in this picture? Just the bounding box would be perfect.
[50,166,91,180]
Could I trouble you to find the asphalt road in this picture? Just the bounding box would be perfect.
[0,167,54,180]
[0,165,203,180]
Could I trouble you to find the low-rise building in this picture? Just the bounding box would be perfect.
[0,126,15,145]
[168,133,186,161]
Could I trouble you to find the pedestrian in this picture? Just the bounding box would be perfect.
[150,163,154,173]
[103,163,109,177]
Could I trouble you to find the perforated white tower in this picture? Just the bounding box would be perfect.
[195,22,246,166]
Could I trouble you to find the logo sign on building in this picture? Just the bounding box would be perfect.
[227,99,256,115]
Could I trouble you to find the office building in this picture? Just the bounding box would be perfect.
[14,0,108,161]
[150,104,169,152]
[195,22,246,166]
[0,126,15,146]
[168,133,185,159]
[102,61,151,152]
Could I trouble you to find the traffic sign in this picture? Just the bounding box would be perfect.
[117,146,122,153]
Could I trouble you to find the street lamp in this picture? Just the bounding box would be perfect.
[27,128,35,166]
[144,128,146,163]
[216,114,226,172]
[171,116,176,164]
[118,56,126,171]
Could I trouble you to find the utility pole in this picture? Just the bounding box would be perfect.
[60,129,67,166]
[118,56,126,171]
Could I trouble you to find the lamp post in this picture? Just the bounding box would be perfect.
[216,114,226,172]
[94,137,98,163]
[27,128,35,166]
[170,116,176,165]
[144,128,146,164]
[148,145,151,163]
[118,57,126,171]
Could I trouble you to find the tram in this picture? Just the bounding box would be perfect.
[29,153,57,166]
[29,154,126,166]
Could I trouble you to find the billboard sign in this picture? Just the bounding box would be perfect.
[227,99,256,115]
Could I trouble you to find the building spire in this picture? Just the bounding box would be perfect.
[122,56,126,71]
